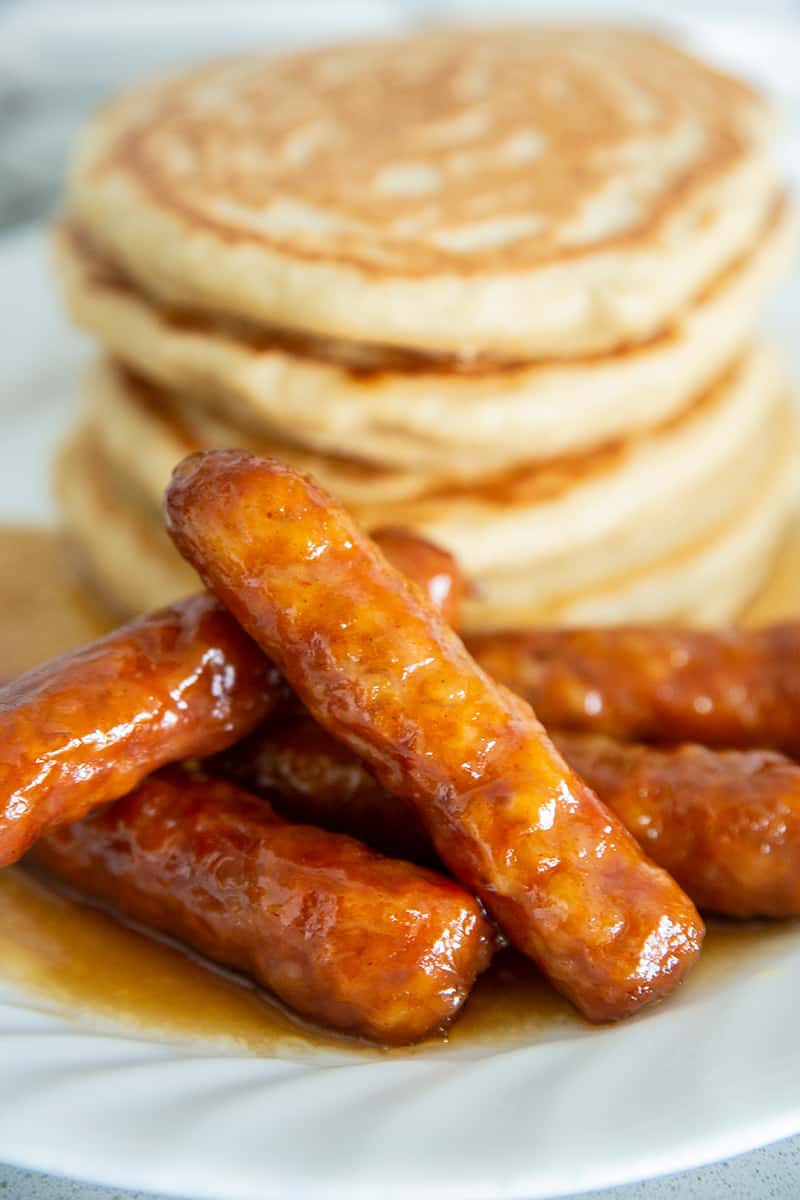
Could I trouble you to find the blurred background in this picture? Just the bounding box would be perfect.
[2,0,800,231]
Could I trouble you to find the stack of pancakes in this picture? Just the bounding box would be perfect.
[53,27,797,630]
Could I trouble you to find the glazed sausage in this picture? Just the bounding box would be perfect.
[221,717,800,919]
[217,715,433,866]
[467,626,800,752]
[554,733,800,918]
[0,528,458,869]
[0,593,282,868]
[166,450,703,1022]
[31,767,492,1044]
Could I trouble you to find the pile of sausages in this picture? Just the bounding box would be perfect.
[3,449,800,1044]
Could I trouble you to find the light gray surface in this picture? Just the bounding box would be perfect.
[4,1135,800,1200]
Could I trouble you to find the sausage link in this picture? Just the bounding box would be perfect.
[31,768,493,1044]
[167,451,703,1022]
[221,717,800,919]
[554,733,800,918]
[467,626,800,752]
[0,529,457,869]
[0,594,281,867]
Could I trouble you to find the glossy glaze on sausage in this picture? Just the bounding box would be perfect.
[554,732,800,918]
[0,523,461,870]
[166,450,704,1022]
[0,593,281,868]
[467,625,800,752]
[31,768,493,1043]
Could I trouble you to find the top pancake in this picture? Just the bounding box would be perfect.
[69,28,777,356]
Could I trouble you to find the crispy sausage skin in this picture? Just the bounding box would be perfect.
[218,716,433,866]
[0,594,281,868]
[555,733,800,919]
[467,626,800,752]
[31,768,493,1044]
[221,718,800,919]
[166,451,704,1022]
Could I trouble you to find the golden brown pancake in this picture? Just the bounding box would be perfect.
[55,412,797,631]
[68,29,777,356]
[53,197,796,476]
[466,390,797,628]
[55,432,197,618]
[65,347,794,629]
[52,28,794,633]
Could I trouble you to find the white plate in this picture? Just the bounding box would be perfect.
[2,225,800,1200]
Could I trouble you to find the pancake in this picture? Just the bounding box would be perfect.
[55,432,197,618]
[84,345,788,584]
[465,387,798,628]
[68,29,777,357]
[53,197,796,476]
[55,415,797,630]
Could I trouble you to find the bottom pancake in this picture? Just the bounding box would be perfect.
[55,418,797,629]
